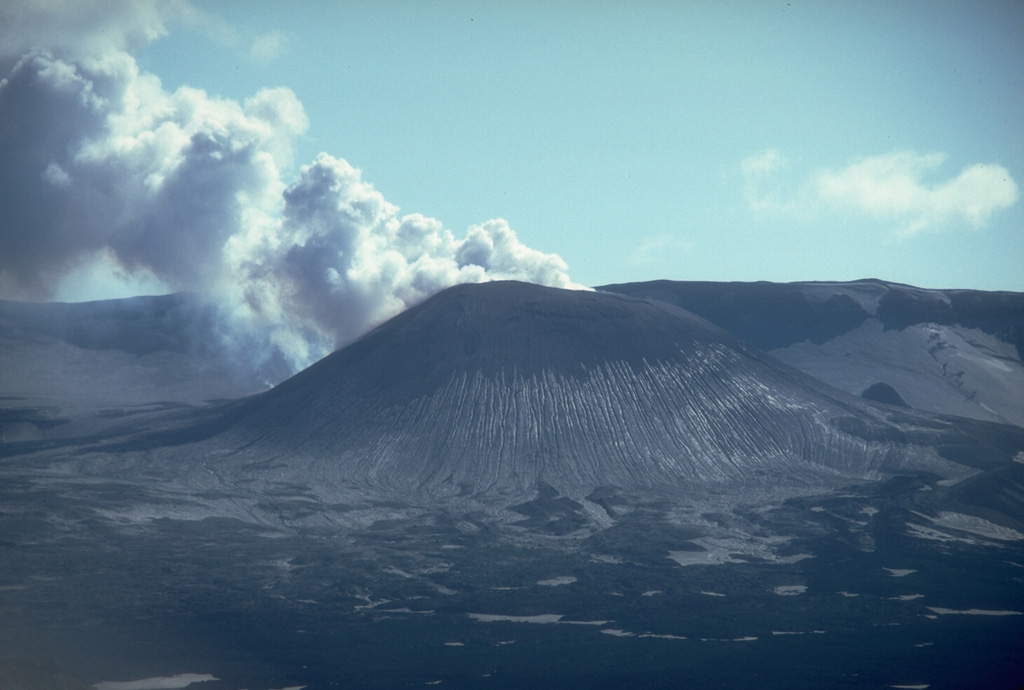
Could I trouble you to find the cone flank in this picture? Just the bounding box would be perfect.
[200,280,956,500]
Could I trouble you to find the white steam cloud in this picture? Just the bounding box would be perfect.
[742,149,1019,237]
[0,1,581,376]
[0,0,169,73]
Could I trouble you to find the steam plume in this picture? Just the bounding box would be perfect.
[0,3,580,377]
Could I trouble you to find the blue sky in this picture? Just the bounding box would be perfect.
[131,0,1023,291]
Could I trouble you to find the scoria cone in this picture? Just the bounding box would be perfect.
[201,281,956,500]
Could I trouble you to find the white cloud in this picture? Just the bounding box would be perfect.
[740,148,787,178]
[250,30,285,63]
[172,5,288,64]
[93,674,218,690]
[813,152,1019,237]
[742,149,1019,237]
[627,233,692,267]
[740,149,809,218]
[0,0,169,71]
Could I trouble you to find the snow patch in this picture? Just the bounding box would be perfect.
[927,512,1024,541]
[354,595,392,611]
[668,549,743,566]
[468,613,609,625]
[773,585,807,596]
[600,628,634,637]
[771,319,1024,427]
[470,613,563,624]
[93,675,218,690]
[906,523,983,545]
[375,608,435,615]
[668,535,813,568]
[926,607,1022,616]
[638,632,687,640]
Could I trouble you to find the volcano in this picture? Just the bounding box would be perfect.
[195,281,960,503]
[4,281,1024,690]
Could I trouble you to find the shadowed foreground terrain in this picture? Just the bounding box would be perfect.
[1,281,1023,689]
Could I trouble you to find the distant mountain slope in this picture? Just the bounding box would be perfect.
[598,280,1024,427]
[187,281,966,503]
[0,293,278,409]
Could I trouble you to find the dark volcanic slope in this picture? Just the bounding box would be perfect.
[598,278,1024,353]
[205,281,951,500]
